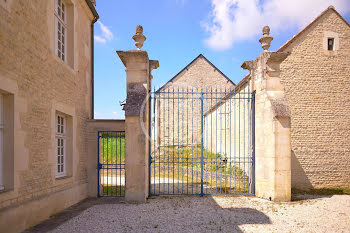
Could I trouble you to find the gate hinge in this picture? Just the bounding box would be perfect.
[98,163,102,169]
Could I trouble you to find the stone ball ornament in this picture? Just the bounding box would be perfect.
[132,25,146,50]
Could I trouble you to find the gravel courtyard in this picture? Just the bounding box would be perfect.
[26,195,350,233]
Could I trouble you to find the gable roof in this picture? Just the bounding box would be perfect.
[278,6,350,52]
[205,6,350,115]
[233,6,350,91]
[157,54,235,92]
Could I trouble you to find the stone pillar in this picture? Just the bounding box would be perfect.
[242,26,291,201]
[117,26,159,202]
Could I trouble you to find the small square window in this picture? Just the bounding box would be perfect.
[328,38,334,51]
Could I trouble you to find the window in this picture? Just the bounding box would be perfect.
[323,32,339,52]
[56,114,66,177]
[0,94,3,190]
[55,0,66,62]
[328,38,334,51]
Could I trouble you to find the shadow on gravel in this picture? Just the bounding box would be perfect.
[23,198,125,233]
[24,196,271,233]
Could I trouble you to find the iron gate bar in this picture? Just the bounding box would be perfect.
[200,92,204,196]
[149,88,254,196]
[97,131,125,197]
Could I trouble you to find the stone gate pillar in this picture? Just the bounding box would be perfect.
[242,26,291,201]
[117,25,159,202]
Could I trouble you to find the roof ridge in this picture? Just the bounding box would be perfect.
[156,54,235,91]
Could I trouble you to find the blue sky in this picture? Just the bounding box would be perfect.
[93,0,350,119]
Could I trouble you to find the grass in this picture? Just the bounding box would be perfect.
[151,144,246,176]
[100,134,125,164]
[101,185,125,196]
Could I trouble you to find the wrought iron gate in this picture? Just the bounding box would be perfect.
[149,88,255,196]
[98,131,125,197]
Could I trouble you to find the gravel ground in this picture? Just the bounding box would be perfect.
[27,195,350,233]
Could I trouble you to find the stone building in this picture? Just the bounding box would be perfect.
[1,2,349,232]
[0,0,99,232]
[153,54,235,147]
[206,6,350,191]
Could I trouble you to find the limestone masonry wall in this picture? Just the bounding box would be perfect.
[0,0,94,232]
[156,56,235,146]
[279,10,350,189]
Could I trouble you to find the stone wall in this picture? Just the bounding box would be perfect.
[0,0,95,232]
[279,9,350,189]
[155,56,235,147]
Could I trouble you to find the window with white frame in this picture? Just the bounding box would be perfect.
[56,114,66,177]
[0,94,3,190]
[55,0,67,62]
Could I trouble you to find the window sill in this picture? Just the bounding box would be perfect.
[52,53,77,75]
[55,175,72,180]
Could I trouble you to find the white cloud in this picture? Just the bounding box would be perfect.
[94,35,107,44]
[112,111,124,119]
[202,0,350,50]
[94,111,125,119]
[95,21,114,44]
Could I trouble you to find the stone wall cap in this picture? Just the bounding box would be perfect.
[116,50,149,67]
[267,52,290,63]
[87,119,125,122]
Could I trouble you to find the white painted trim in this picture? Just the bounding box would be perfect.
[54,0,67,62]
[55,114,66,178]
[323,31,340,51]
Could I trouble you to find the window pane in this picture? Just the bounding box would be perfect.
[328,38,334,51]
[61,125,64,133]
[61,147,64,155]
[61,164,64,172]
[62,54,65,61]
[58,164,60,172]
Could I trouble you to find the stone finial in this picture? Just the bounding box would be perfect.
[259,26,273,51]
[132,25,146,50]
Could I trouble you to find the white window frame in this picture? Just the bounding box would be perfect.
[0,94,3,190]
[56,114,66,178]
[54,0,67,62]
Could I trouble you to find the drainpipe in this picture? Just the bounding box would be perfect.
[85,0,99,119]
